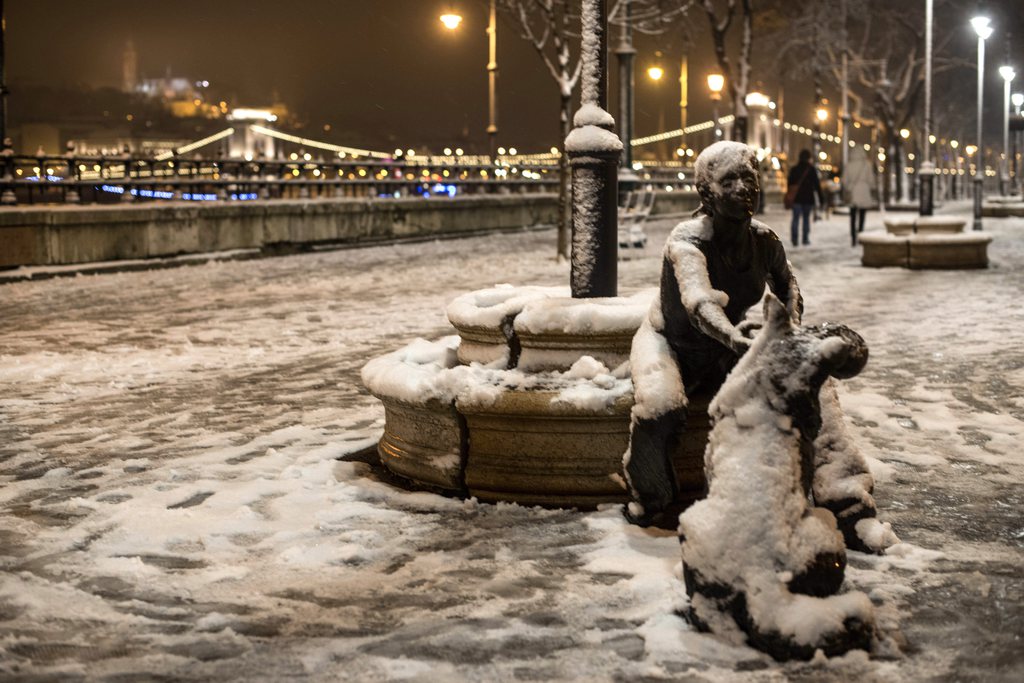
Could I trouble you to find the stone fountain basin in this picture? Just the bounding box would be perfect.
[446,285,655,371]
[363,335,635,506]
[362,287,708,509]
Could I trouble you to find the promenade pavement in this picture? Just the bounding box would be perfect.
[1,202,1021,681]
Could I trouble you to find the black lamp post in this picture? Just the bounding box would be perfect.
[566,0,621,298]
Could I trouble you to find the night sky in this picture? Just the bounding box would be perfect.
[7,1,1024,155]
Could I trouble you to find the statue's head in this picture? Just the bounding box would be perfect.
[694,141,759,221]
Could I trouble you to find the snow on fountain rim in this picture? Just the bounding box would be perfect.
[361,336,631,412]
[446,284,654,336]
[514,288,655,335]
[446,285,567,330]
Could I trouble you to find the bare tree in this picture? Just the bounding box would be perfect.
[762,0,972,204]
[701,0,754,141]
[498,0,584,260]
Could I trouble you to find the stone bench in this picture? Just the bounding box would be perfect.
[982,201,1024,217]
[861,232,992,269]
[883,216,967,235]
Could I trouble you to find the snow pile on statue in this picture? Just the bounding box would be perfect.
[680,294,896,660]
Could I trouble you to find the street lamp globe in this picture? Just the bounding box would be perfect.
[900,128,911,139]
[816,108,828,122]
[970,16,993,39]
[1012,93,1024,108]
[999,66,1016,83]
[647,66,665,81]
[440,13,463,30]
[707,73,725,98]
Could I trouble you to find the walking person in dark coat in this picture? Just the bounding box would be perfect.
[787,149,824,247]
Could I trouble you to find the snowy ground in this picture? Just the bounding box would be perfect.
[1,203,1022,682]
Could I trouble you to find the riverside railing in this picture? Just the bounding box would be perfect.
[0,151,698,206]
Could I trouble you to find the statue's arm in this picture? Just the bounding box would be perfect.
[768,240,804,324]
[667,240,749,354]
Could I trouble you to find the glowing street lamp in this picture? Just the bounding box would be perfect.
[647,65,664,81]
[707,73,724,139]
[439,5,500,160]
[439,13,463,30]
[970,15,993,229]
[999,66,1015,195]
[1013,92,1024,114]
[816,108,829,123]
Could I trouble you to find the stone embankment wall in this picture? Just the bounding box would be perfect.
[0,190,779,268]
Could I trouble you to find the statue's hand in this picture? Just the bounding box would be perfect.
[730,334,752,356]
[736,320,762,338]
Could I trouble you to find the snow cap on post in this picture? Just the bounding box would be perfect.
[694,141,756,215]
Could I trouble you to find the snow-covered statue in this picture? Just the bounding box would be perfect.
[680,294,897,660]
[624,140,802,528]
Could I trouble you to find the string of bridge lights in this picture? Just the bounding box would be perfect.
[156,117,974,173]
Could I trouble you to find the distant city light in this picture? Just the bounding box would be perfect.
[899,128,910,139]
[745,91,770,108]
[229,108,278,122]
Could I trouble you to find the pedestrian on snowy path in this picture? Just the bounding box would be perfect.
[843,147,876,246]
[785,149,824,247]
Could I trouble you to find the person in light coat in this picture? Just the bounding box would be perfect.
[843,147,876,246]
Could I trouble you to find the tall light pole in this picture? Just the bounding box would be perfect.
[1013,91,1024,195]
[440,4,499,161]
[707,73,724,143]
[647,56,667,160]
[679,55,688,149]
[0,0,7,146]
[920,0,935,215]
[999,65,1015,196]
[814,106,828,162]
[486,0,498,161]
[616,0,636,186]
[971,15,993,230]
[840,0,850,178]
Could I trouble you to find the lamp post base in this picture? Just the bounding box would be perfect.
[919,162,934,217]
[973,177,984,231]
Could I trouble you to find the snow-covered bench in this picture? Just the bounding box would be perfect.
[883,215,967,235]
[861,231,992,269]
[618,188,654,252]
